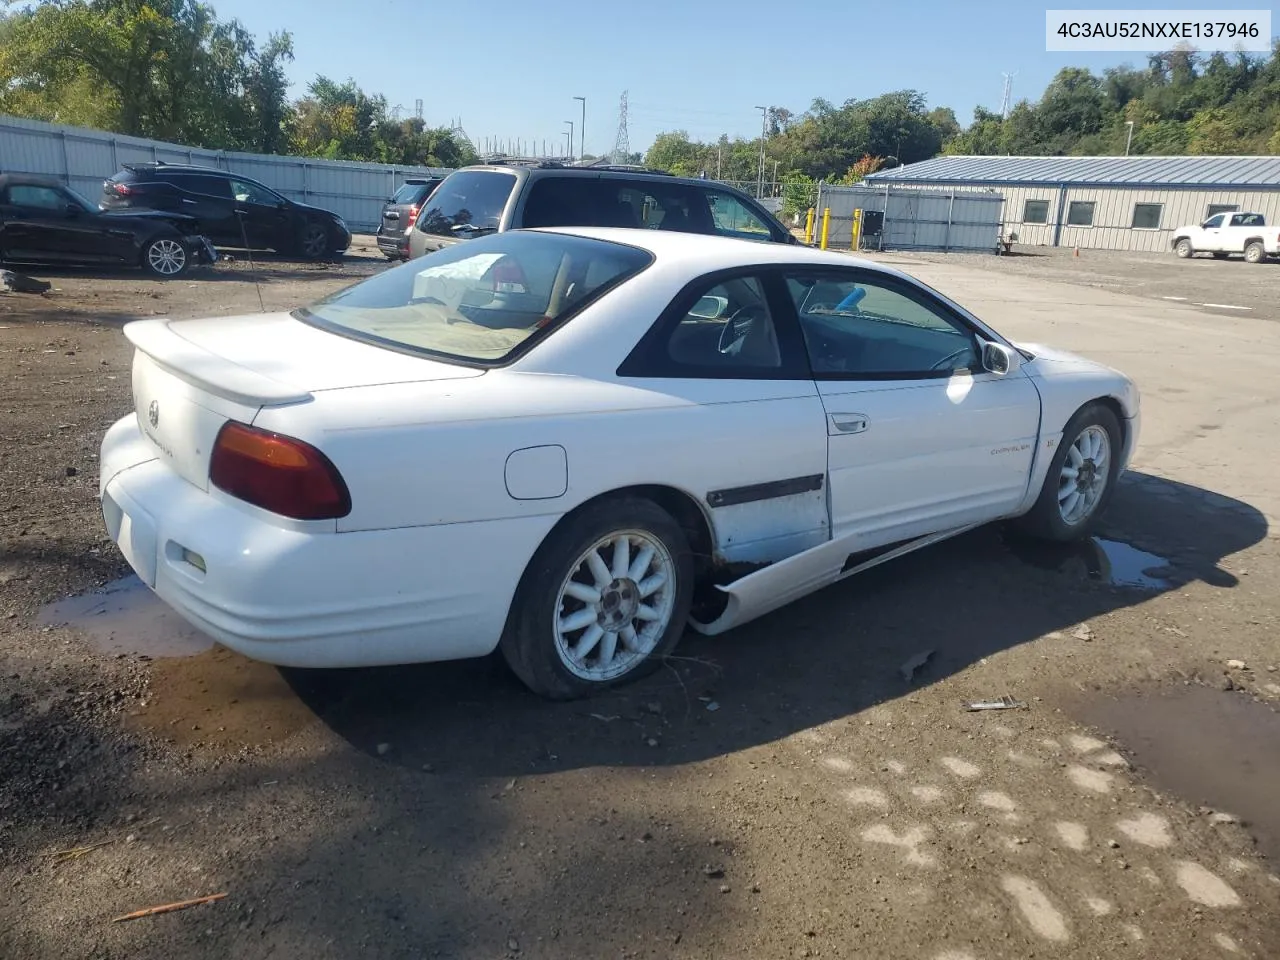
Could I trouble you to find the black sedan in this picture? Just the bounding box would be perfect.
[101,162,351,260]
[0,175,216,279]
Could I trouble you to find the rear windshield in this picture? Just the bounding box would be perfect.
[392,181,436,204]
[416,170,516,237]
[295,231,652,364]
[521,176,781,242]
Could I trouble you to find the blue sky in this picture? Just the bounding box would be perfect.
[211,0,1275,154]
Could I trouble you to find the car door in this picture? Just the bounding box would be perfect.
[1223,213,1251,253]
[0,184,104,263]
[779,267,1042,549]
[229,177,290,250]
[616,268,831,566]
[168,174,236,245]
[1198,213,1226,251]
[698,187,786,243]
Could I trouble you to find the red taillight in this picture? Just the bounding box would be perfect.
[406,203,421,228]
[111,182,134,195]
[489,256,528,294]
[210,422,351,521]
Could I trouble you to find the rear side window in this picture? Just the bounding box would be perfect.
[521,178,720,236]
[418,171,516,237]
[297,230,652,364]
[702,190,774,240]
[169,175,232,198]
[5,185,65,210]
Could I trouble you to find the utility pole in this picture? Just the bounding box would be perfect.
[564,121,573,160]
[716,144,721,179]
[573,96,586,161]
[755,106,768,198]
[772,160,779,196]
[1125,120,1135,155]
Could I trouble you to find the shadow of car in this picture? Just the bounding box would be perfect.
[277,471,1267,778]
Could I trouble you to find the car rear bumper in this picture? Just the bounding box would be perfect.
[376,233,409,257]
[99,415,554,668]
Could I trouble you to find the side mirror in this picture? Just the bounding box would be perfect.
[688,294,729,320]
[981,341,1019,376]
[64,203,81,217]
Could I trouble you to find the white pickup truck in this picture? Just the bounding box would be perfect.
[1172,211,1280,264]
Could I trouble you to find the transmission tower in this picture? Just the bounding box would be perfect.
[448,116,477,156]
[414,99,423,121]
[611,91,630,164]
[999,71,1017,120]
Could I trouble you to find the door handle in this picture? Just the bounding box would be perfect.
[828,413,869,435]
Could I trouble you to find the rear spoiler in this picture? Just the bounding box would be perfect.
[123,319,313,407]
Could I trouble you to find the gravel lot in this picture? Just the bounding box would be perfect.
[3,237,1280,959]
[873,244,1280,324]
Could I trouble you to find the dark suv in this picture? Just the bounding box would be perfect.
[100,163,351,260]
[406,162,795,259]
[376,177,444,260]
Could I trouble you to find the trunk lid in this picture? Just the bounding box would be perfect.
[380,203,409,239]
[124,315,482,491]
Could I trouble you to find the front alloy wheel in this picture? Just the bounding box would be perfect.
[1058,425,1110,526]
[1015,403,1122,543]
[299,223,328,260]
[143,237,188,277]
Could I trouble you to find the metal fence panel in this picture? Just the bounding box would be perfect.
[0,114,454,232]
[814,183,1005,253]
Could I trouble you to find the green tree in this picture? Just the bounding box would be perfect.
[644,130,702,176]
[0,0,293,151]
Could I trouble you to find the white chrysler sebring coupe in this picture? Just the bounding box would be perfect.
[100,227,1139,699]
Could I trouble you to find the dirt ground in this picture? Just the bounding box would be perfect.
[877,244,1280,324]
[2,238,1280,959]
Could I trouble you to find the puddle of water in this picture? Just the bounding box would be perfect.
[37,575,214,658]
[1006,536,1173,590]
[1077,685,1280,862]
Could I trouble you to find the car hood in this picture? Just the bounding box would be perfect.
[1014,341,1115,372]
[289,199,342,221]
[1017,340,1134,386]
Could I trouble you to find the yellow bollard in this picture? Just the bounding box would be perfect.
[804,207,815,245]
[819,207,831,250]
[851,208,862,250]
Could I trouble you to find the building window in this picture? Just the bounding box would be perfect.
[1022,199,1050,224]
[1131,203,1162,230]
[1205,204,1239,219]
[1066,201,1095,227]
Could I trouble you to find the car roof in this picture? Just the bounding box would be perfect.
[530,226,901,276]
[456,163,729,187]
[121,162,228,176]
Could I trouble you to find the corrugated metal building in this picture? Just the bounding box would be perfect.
[864,155,1280,253]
